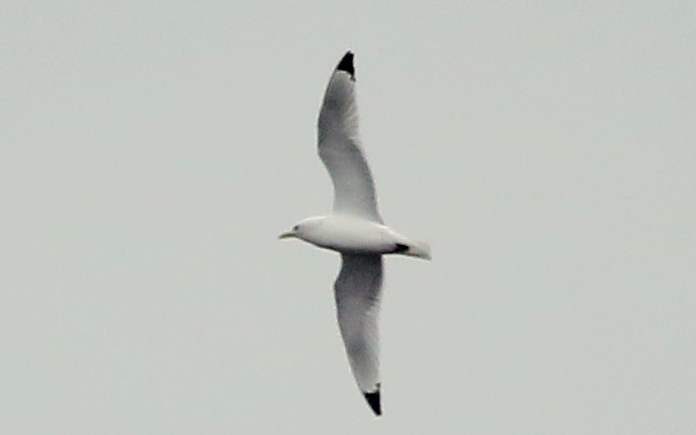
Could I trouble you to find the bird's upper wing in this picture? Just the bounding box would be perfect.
[318,52,383,223]
[334,253,383,416]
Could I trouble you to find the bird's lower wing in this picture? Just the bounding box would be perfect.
[334,253,383,416]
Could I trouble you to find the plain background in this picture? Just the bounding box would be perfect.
[2,1,695,433]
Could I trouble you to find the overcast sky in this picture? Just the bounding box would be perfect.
[2,1,695,433]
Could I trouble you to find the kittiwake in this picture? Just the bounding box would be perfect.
[280,51,431,416]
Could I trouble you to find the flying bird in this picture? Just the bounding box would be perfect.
[280,52,430,416]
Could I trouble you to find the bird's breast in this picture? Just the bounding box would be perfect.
[303,217,397,254]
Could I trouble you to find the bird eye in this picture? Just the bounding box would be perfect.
[293,225,299,231]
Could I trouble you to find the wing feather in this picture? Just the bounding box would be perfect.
[318,52,383,223]
[334,253,383,415]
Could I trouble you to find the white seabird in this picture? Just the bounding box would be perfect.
[280,52,431,416]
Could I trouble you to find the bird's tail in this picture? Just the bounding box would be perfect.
[405,241,431,260]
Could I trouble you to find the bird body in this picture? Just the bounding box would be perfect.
[281,214,430,258]
[280,52,429,416]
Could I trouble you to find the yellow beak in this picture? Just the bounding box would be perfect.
[278,231,295,239]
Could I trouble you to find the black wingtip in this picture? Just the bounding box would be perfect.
[364,388,382,416]
[336,51,355,78]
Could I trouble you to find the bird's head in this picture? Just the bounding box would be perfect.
[278,217,325,241]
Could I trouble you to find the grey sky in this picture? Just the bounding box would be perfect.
[2,1,695,433]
